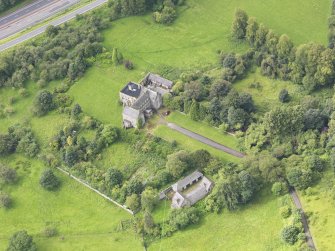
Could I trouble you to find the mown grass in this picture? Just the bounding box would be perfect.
[0,155,142,251]
[165,111,240,150]
[233,68,302,113]
[153,124,241,163]
[298,169,335,251]
[0,0,332,249]
[150,189,294,251]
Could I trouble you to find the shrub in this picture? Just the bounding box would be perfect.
[124,60,134,70]
[32,90,54,116]
[280,206,292,218]
[0,164,17,184]
[40,169,60,191]
[141,187,159,212]
[279,89,290,103]
[271,182,288,196]
[0,192,12,209]
[105,168,123,188]
[168,207,200,231]
[7,230,37,251]
[281,225,300,245]
[125,194,141,212]
[43,226,58,237]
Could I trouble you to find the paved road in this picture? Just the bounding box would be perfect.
[0,0,54,26]
[0,0,80,40]
[167,122,245,158]
[0,0,108,52]
[167,121,316,249]
[290,188,316,250]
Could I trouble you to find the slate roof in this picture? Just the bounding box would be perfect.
[171,192,188,208]
[172,171,203,192]
[186,186,208,205]
[146,73,173,89]
[132,91,150,110]
[120,82,141,98]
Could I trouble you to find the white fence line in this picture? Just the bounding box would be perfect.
[55,166,134,215]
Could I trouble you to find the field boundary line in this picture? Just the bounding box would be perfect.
[55,166,134,215]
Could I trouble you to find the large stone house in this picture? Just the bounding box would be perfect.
[161,170,214,209]
[119,73,173,128]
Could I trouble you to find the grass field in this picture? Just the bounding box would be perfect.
[150,190,294,251]
[165,112,240,150]
[103,0,330,74]
[298,170,335,251]
[154,125,241,163]
[233,68,302,113]
[0,155,142,251]
[0,0,333,249]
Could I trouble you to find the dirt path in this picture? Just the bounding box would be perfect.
[166,122,245,158]
[290,188,316,250]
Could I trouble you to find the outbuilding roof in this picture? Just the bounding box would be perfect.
[172,171,203,192]
[146,73,174,89]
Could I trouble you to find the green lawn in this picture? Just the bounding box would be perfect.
[104,0,330,73]
[0,155,142,251]
[166,111,240,150]
[0,0,333,249]
[154,125,240,163]
[150,190,294,251]
[233,68,301,113]
[298,170,335,251]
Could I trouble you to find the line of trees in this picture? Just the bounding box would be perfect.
[0,14,107,89]
[108,0,182,24]
[164,57,255,131]
[232,9,335,92]
[0,0,22,12]
[328,0,335,48]
[0,124,39,157]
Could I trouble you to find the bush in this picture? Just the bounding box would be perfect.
[32,90,54,116]
[0,192,12,209]
[280,206,292,218]
[0,164,17,184]
[124,60,134,70]
[271,182,288,196]
[281,225,300,245]
[168,207,200,231]
[43,226,58,237]
[105,168,123,188]
[125,194,141,212]
[279,89,290,103]
[40,169,60,191]
[7,230,37,251]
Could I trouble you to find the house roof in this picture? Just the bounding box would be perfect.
[146,73,173,89]
[120,82,141,98]
[132,91,150,110]
[123,106,141,120]
[172,171,203,192]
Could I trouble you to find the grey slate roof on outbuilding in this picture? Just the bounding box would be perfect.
[120,82,141,98]
[185,177,213,204]
[172,171,203,192]
[146,73,174,89]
